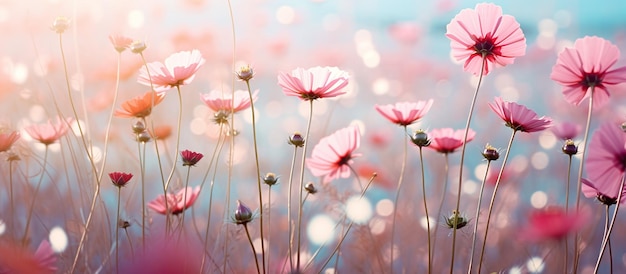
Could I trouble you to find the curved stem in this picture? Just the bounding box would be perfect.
[97,52,122,184]
[296,100,314,273]
[467,160,492,274]
[287,145,299,271]
[22,145,49,246]
[164,86,184,193]
[419,147,432,274]
[244,224,262,274]
[390,126,408,273]
[593,175,624,273]
[478,130,517,273]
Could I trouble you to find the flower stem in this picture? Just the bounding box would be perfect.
[431,153,450,261]
[287,144,299,271]
[22,145,49,246]
[244,224,261,274]
[390,126,408,273]
[564,154,573,272]
[179,166,192,239]
[593,175,624,273]
[164,86,184,193]
[97,52,122,185]
[478,130,517,273]
[137,138,147,249]
[115,186,121,274]
[296,100,314,273]
[419,147,432,274]
[467,159,492,274]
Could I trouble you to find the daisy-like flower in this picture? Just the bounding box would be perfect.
[278,66,349,101]
[24,117,72,145]
[488,97,552,133]
[427,128,476,154]
[521,206,589,242]
[0,130,19,153]
[180,149,203,166]
[585,122,626,201]
[200,89,258,114]
[551,121,581,140]
[137,50,205,92]
[147,186,201,215]
[114,91,165,118]
[374,99,434,126]
[551,36,626,108]
[446,3,526,76]
[33,240,57,273]
[109,172,133,187]
[307,126,361,182]
[109,34,133,53]
[582,178,626,205]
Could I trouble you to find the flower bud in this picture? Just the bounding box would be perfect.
[236,65,255,82]
[304,182,318,194]
[597,194,617,206]
[262,172,279,186]
[51,16,70,33]
[118,219,131,229]
[562,139,578,156]
[129,40,147,54]
[132,120,146,134]
[213,110,230,124]
[234,200,254,225]
[445,210,469,230]
[482,144,499,161]
[289,132,305,147]
[136,131,151,143]
[410,130,430,147]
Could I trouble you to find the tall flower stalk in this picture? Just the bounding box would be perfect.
[411,130,432,273]
[22,145,49,246]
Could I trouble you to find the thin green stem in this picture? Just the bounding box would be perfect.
[22,145,49,246]
[390,126,408,273]
[593,175,624,273]
[467,160,492,274]
[419,147,432,274]
[267,185,272,273]
[296,100,314,273]
[244,224,262,274]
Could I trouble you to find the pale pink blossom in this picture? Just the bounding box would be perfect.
[307,126,361,182]
[489,97,552,133]
[148,186,201,215]
[0,130,19,152]
[278,66,349,101]
[427,128,475,154]
[551,121,581,140]
[108,34,133,52]
[200,89,258,113]
[137,50,205,92]
[375,100,433,126]
[24,117,72,145]
[34,240,57,273]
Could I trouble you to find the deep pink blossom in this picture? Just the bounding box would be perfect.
[585,122,626,201]
[521,206,589,242]
[33,240,57,273]
[582,178,626,205]
[0,131,19,152]
[181,149,203,166]
[109,172,133,187]
[427,128,475,154]
[551,36,626,108]
[307,126,361,182]
[446,3,526,76]
[24,117,73,145]
[375,100,433,126]
[278,66,349,101]
[200,89,258,113]
[148,186,201,215]
[551,121,581,140]
[137,50,205,92]
[489,97,552,133]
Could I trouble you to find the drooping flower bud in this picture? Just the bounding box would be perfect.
[304,182,318,194]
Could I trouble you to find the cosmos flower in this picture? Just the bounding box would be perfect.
[374,100,434,126]
[582,178,626,205]
[585,122,626,201]
[147,186,201,215]
[551,36,626,108]
[427,128,475,154]
[200,89,258,114]
[109,172,133,187]
[307,126,361,182]
[278,66,349,101]
[0,130,19,153]
[114,91,165,118]
[109,34,133,53]
[488,97,552,133]
[521,206,589,242]
[24,117,72,145]
[446,3,526,76]
[137,50,205,92]
[180,149,203,166]
[33,240,57,273]
[551,121,581,140]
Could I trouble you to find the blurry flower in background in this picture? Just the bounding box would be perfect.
[551,121,581,140]
[50,16,70,34]
[24,117,73,145]
[388,22,422,46]
[278,66,349,101]
[585,122,626,200]
[521,206,589,242]
[109,172,133,188]
[0,130,20,153]
[446,3,526,76]
[551,36,626,108]
[374,99,434,126]
[200,89,258,114]
[148,186,201,215]
[581,178,626,205]
[114,91,165,118]
[120,235,201,273]
[151,125,172,140]
[108,34,133,53]
[137,49,206,92]
[33,240,57,273]
[427,128,475,154]
[180,149,203,166]
[307,126,361,183]
[129,40,147,54]
[0,240,56,273]
[489,97,552,133]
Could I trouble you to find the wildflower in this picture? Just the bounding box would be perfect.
[109,172,133,187]
[0,130,20,153]
[410,130,430,147]
[482,144,499,161]
[374,100,434,126]
[551,121,581,140]
[233,200,254,225]
[521,206,589,242]
[427,128,475,154]
[562,139,578,156]
[278,66,349,101]
[151,125,172,140]
[551,36,626,108]
[304,182,318,194]
[109,34,133,53]
[137,50,206,92]
[129,40,147,54]
[114,91,165,118]
[581,178,626,205]
[147,186,201,215]
[445,210,469,229]
[288,132,305,147]
[262,172,279,186]
[489,97,552,133]
[24,117,72,145]
[307,126,361,183]
[0,240,56,273]
[446,3,526,76]
[200,89,258,114]
[181,150,203,166]
[33,240,57,273]
[51,16,70,33]
[585,122,626,200]
[236,65,255,82]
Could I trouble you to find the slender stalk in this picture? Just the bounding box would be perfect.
[179,166,192,239]
[564,154,573,272]
[390,126,409,273]
[431,153,450,260]
[124,227,134,259]
[267,185,273,273]
[97,52,122,184]
[164,86,184,192]
[451,55,486,274]
[115,186,122,274]
[137,138,147,249]
[418,147,432,274]
[287,145,299,271]
[467,159,492,273]
[244,224,262,274]
[296,100,314,272]
[9,160,15,238]
[478,130,517,273]
[22,145,49,246]
[593,175,624,273]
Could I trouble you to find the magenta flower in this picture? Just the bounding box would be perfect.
[0,130,20,153]
[148,186,201,215]
[489,97,552,133]
[109,172,133,187]
[551,36,626,108]
[521,206,589,242]
[278,66,349,101]
[34,240,57,273]
[109,34,133,53]
[137,50,205,92]
[307,126,361,182]
[446,3,526,76]
[551,121,581,140]
[585,122,626,201]
[24,117,73,145]
[200,89,258,113]
[181,149,203,166]
[374,100,434,126]
[427,128,476,154]
[582,178,626,205]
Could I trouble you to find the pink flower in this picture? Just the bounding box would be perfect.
[582,178,626,205]
[307,126,361,182]
[24,117,72,145]
[551,121,581,140]
[200,89,258,113]
[114,91,165,118]
[148,186,201,215]
[0,130,19,153]
[446,3,526,76]
[109,172,133,187]
[585,122,626,201]
[374,100,433,126]
[109,34,133,52]
[551,36,626,108]
[521,206,589,242]
[427,128,475,154]
[278,66,349,101]
[489,97,552,133]
[137,50,205,92]
[180,149,203,166]
[34,240,57,273]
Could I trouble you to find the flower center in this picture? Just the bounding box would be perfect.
[582,73,602,88]
[474,38,495,55]
[337,154,352,166]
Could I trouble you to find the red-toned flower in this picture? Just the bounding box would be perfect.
[0,130,20,153]
[489,97,552,133]
[199,89,258,113]
[427,128,475,154]
[307,126,361,183]
[374,100,433,126]
[551,121,581,140]
[137,50,205,92]
[24,117,72,145]
[521,206,589,242]
[148,186,201,215]
[278,66,349,101]
[446,3,526,76]
[551,36,626,108]
[181,149,203,166]
[109,172,133,187]
[114,91,165,118]
[582,178,626,205]
[585,122,626,201]
[33,240,57,273]
[109,34,133,53]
